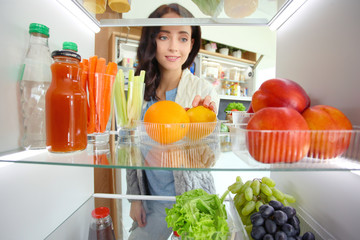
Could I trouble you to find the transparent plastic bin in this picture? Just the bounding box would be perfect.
[173,197,246,240]
[140,140,221,169]
[229,125,360,167]
[139,121,221,146]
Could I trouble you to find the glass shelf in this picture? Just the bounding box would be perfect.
[1,126,360,171]
[74,0,287,27]
[45,195,335,240]
[220,95,252,101]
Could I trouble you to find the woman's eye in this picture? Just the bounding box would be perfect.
[159,35,168,40]
[180,37,188,42]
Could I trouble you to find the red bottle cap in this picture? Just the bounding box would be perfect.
[174,231,180,237]
[91,207,110,219]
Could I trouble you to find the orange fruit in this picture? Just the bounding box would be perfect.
[144,100,190,144]
[186,106,217,140]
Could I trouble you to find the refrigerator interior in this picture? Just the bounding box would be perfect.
[0,0,359,239]
[0,0,95,239]
[273,0,360,239]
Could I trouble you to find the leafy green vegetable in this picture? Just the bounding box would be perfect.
[220,123,229,132]
[165,189,230,240]
[224,102,246,112]
[191,0,222,17]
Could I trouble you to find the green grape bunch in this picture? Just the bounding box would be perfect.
[227,176,296,230]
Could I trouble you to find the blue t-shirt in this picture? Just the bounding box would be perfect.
[144,88,177,197]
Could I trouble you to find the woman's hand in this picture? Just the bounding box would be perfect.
[192,95,217,113]
[130,201,147,227]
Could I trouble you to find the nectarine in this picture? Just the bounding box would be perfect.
[302,105,352,159]
[246,107,311,163]
[251,78,311,113]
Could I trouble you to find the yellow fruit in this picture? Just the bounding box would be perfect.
[186,106,217,140]
[144,101,190,144]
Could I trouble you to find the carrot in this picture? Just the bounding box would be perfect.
[87,56,98,134]
[80,59,89,92]
[94,58,107,132]
[100,62,118,132]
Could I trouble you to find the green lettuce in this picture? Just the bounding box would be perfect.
[191,0,222,17]
[165,189,230,240]
[224,102,246,112]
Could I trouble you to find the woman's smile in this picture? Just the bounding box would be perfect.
[165,55,181,62]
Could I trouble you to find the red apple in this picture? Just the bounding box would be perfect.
[251,78,311,113]
[302,105,353,159]
[246,107,311,163]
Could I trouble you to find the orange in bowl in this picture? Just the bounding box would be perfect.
[144,101,190,144]
[186,106,217,140]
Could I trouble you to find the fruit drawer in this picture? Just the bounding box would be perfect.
[228,125,360,168]
[137,121,221,146]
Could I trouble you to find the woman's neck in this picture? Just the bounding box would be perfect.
[156,68,182,100]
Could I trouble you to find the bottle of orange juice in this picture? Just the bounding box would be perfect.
[45,50,87,152]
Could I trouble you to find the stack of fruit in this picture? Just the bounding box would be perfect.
[250,201,315,240]
[144,101,217,144]
[228,176,316,239]
[246,78,353,163]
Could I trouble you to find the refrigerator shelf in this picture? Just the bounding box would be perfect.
[45,195,335,240]
[0,127,359,171]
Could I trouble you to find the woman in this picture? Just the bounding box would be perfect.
[127,4,220,240]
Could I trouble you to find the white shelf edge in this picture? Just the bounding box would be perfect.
[219,95,251,101]
[100,17,268,27]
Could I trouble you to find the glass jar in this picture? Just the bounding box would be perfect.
[45,50,87,152]
[88,207,116,240]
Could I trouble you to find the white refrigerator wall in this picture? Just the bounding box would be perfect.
[0,0,95,239]
[273,1,360,240]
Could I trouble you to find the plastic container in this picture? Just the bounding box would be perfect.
[20,23,52,150]
[83,0,107,14]
[139,121,221,147]
[108,0,131,13]
[45,50,87,152]
[141,140,220,169]
[229,67,241,82]
[88,207,116,240]
[229,125,360,166]
[203,62,221,79]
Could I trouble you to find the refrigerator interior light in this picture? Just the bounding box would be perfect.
[56,0,101,33]
[268,0,308,31]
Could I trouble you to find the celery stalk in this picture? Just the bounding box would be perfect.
[127,70,145,127]
[114,69,145,128]
[114,69,127,127]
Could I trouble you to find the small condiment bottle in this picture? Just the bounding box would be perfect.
[45,50,87,152]
[88,207,116,240]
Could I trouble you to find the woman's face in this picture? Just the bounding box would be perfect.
[155,12,194,72]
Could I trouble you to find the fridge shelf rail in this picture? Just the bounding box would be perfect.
[1,126,359,172]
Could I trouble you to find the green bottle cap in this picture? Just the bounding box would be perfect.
[62,41,78,52]
[29,23,49,37]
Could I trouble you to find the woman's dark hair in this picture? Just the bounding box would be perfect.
[135,3,201,101]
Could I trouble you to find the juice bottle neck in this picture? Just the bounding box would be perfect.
[26,33,51,62]
[28,32,49,49]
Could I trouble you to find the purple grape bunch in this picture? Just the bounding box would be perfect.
[250,200,315,240]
